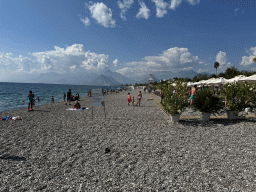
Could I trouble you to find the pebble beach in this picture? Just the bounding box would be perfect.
[1,89,256,191]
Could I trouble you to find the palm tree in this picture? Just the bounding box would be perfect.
[214,62,220,76]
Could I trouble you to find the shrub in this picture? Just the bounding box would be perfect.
[221,82,251,111]
[160,80,188,115]
[193,88,223,113]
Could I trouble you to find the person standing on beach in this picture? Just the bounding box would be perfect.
[67,89,72,105]
[137,91,142,106]
[51,96,54,102]
[127,93,132,106]
[28,91,34,111]
[63,93,66,101]
[190,85,197,108]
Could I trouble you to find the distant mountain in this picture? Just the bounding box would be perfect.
[89,75,120,86]
[102,70,135,84]
[51,72,97,85]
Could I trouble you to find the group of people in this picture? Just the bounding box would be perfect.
[127,91,142,106]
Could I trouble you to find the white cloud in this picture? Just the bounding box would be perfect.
[81,17,91,26]
[169,0,200,10]
[136,1,150,19]
[0,52,34,74]
[113,59,119,67]
[32,44,110,74]
[197,68,208,73]
[215,51,233,71]
[240,47,256,67]
[117,0,134,20]
[70,65,77,72]
[152,0,169,18]
[116,47,203,78]
[80,51,110,72]
[87,2,115,28]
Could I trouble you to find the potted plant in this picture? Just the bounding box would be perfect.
[221,82,251,119]
[244,83,256,116]
[160,80,188,122]
[193,88,223,121]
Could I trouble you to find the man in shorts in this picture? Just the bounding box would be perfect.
[66,89,72,105]
[190,85,197,108]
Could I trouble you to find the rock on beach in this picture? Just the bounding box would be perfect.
[1,89,256,191]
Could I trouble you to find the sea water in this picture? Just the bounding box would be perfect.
[0,82,115,113]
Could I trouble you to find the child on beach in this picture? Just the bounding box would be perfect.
[137,91,142,106]
[28,91,34,111]
[127,93,132,106]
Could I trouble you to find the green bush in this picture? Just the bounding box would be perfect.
[194,89,223,113]
[160,80,188,115]
[221,82,251,111]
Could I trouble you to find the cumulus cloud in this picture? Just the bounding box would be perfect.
[117,0,134,20]
[136,1,150,19]
[152,0,169,17]
[80,51,110,72]
[0,52,35,74]
[113,59,119,67]
[81,17,91,26]
[116,47,203,78]
[215,51,233,71]
[32,44,110,74]
[169,0,200,10]
[240,47,256,67]
[87,2,115,28]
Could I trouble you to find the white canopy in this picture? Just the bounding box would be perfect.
[207,77,228,85]
[226,75,246,83]
[239,74,256,82]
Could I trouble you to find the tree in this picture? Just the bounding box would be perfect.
[253,57,256,63]
[209,74,217,78]
[225,67,240,79]
[214,62,220,76]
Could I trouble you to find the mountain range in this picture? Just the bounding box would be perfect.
[2,69,209,85]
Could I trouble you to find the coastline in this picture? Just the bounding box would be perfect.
[1,89,256,191]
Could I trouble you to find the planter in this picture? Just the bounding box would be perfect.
[201,113,211,121]
[227,110,239,120]
[170,113,180,122]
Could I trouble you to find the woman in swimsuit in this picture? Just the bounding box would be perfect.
[137,91,142,106]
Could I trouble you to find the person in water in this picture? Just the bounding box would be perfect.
[28,91,34,111]
[37,96,40,102]
[127,93,132,106]
[51,96,54,102]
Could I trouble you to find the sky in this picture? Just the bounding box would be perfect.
[0,0,256,82]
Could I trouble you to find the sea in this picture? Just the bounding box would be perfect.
[0,82,117,114]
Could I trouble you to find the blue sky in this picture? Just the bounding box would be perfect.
[0,0,256,81]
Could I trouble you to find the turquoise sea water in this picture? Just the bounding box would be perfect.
[0,82,115,113]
